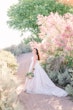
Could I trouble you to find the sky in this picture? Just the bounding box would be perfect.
[0,0,31,49]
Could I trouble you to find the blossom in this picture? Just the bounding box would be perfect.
[36,12,73,60]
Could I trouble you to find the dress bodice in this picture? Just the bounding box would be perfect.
[28,56,39,72]
[31,56,38,63]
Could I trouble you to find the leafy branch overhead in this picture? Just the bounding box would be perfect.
[7,0,73,33]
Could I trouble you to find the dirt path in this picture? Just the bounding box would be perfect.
[16,53,73,110]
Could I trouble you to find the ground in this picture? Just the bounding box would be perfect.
[16,52,73,110]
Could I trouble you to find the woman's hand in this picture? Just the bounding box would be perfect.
[32,68,35,73]
[33,68,35,71]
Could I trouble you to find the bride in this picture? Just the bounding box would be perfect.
[24,48,68,97]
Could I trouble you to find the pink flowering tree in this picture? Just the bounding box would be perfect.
[36,12,73,60]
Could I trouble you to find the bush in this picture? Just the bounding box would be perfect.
[0,50,23,110]
[48,71,58,83]
[0,50,18,74]
[65,55,73,68]
[65,84,73,96]
[45,55,73,96]
[18,42,31,53]
[5,42,31,56]
[58,70,71,86]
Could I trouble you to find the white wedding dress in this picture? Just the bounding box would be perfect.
[24,57,68,97]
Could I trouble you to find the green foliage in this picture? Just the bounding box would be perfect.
[41,63,47,71]
[65,55,73,68]
[48,71,58,83]
[5,42,31,56]
[24,35,42,44]
[7,0,73,33]
[58,70,71,86]
[0,50,23,110]
[65,84,73,96]
[26,72,34,79]
[18,42,31,54]
[45,55,73,96]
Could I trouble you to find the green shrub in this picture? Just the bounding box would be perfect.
[18,43,31,53]
[65,55,73,68]
[65,84,73,96]
[45,55,73,97]
[48,71,58,83]
[5,42,31,56]
[58,70,71,86]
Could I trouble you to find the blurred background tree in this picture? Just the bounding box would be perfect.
[7,0,73,35]
[5,42,31,56]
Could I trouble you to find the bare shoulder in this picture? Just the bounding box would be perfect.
[35,54,38,60]
[33,55,38,61]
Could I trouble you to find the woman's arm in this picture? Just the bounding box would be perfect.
[31,55,37,72]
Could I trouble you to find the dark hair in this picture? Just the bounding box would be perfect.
[34,48,40,60]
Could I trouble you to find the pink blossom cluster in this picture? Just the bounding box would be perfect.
[37,12,73,59]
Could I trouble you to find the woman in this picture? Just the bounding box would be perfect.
[24,48,68,97]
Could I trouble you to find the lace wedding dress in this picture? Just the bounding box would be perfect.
[24,57,68,97]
